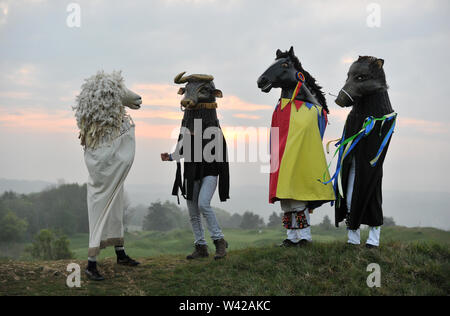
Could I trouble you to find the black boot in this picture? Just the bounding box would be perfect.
[186,244,209,260]
[117,256,140,266]
[279,239,298,248]
[116,248,140,266]
[85,261,105,281]
[213,239,228,260]
[297,239,311,247]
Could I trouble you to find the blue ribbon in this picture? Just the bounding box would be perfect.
[320,113,397,200]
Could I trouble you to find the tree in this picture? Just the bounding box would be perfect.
[267,212,283,228]
[27,229,73,260]
[212,207,247,229]
[228,213,243,229]
[383,216,396,227]
[0,210,28,242]
[319,215,333,230]
[239,211,265,229]
[126,204,149,227]
[143,201,187,231]
[0,184,88,239]
[212,207,232,228]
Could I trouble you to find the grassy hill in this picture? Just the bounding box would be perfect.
[65,226,450,260]
[0,226,449,296]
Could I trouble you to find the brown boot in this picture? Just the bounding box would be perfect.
[186,244,209,260]
[213,238,228,260]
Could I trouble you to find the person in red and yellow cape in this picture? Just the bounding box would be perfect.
[258,47,335,247]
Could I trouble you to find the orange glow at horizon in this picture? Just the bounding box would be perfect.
[1,105,447,140]
[0,108,77,134]
[233,113,261,120]
[131,82,272,112]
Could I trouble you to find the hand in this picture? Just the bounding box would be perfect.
[161,153,171,161]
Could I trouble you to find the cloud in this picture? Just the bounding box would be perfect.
[134,121,179,140]
[6,64,39,87]
[0,106,183,140]
[397,117,450,135]
[0,108,76,134]
[132,82,271,114]
[341,57,355,64]
[329,107,351,122]
[0,2,8,25]
[233,113,261,120]
[132,83,180,108]
[0,91,33,100]
[328,106,449,136]
[164,0,217,4]
[0,0,449,208]
[59,90,79,103]
[221,95,271,112]
[132,108,183,121]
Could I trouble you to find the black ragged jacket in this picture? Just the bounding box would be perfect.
[171,131,230,203]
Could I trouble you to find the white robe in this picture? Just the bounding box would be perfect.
[84,117,135,257]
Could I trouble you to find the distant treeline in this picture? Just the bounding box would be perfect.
[137,200,272,232]
[0,183,397,243]
[0,183,285,243]
[0,184,89,242]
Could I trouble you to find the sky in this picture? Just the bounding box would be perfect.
[0,0,449,227]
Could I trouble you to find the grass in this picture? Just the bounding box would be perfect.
[0,241,448,296]
[0,226,448,296]
[65,225,450,261]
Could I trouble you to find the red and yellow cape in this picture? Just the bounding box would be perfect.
[269,98,335,205]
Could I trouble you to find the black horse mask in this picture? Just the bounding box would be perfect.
[335,56,387,107]
[257,46,328,113]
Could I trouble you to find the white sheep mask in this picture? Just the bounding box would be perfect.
[73,70,142,149]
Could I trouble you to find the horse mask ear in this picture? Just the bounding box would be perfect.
[214,89,223,98]
[288,46,295,57]
[375,59,384,69]
[276,49,282,58]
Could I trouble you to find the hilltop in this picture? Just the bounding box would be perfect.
[0,240,448,296]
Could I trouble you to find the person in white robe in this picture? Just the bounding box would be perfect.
[73,71,142,281]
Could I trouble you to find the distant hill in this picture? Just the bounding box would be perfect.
[124,183,450,231]
[0,178,54,195]
[1,179,449,230]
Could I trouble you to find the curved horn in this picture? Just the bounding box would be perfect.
[189,74,214,82]
[174,72,188,84]
[174,72,214,84]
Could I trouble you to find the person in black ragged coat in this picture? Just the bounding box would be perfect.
[334,56,397,248]
[161,72,229,260]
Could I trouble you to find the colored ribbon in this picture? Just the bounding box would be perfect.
[326,138,342,154]
[287,73,304,107]
[319,112,397,199]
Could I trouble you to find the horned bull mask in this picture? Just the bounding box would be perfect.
[174,72,223,132]
[174,72,223,110]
